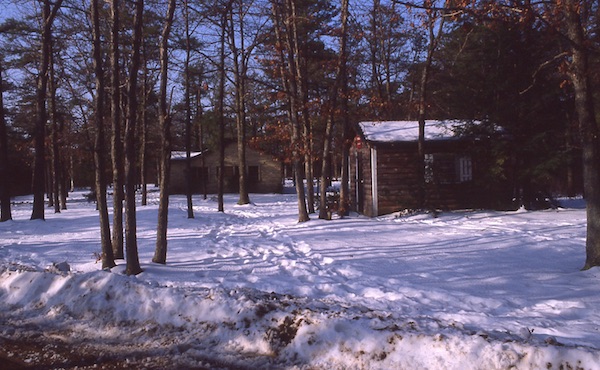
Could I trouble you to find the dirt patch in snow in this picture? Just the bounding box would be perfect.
[0,328,228,370]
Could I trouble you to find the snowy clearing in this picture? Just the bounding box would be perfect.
[0,188,599,369]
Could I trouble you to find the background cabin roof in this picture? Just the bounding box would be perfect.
[358,120,473,143]
[170,151,203,160]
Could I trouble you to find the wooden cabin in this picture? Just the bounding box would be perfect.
[350,120,499,216]
[169,142,283,195]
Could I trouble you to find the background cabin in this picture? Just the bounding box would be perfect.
[350,120,507,217]
[169,142,283,195]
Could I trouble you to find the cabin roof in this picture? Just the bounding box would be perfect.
[170,151,203,160]
[358,120,475,143]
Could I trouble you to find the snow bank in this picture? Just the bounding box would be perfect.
[1,190,599,368]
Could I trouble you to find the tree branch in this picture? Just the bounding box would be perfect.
[520,51,569,95]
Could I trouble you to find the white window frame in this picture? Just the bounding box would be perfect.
[457,156,473,182]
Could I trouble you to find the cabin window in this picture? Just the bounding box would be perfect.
[425,153,472,184]
[424,154,434,183]
[248,166,260,183]
[217,166,238,178]
[457,156,472,182]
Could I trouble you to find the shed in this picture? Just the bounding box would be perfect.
[350,120,498,216]
[169,142,283,195]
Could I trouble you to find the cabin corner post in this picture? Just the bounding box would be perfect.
[370,146,378,216]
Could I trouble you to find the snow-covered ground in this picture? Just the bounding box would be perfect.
[1,187,599,369]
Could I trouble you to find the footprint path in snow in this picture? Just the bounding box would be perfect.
[172,201,351,299]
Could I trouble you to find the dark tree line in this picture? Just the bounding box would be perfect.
[0,0,599,269]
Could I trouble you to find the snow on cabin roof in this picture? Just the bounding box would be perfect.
[358,120,470,143]
[170,151,203,160]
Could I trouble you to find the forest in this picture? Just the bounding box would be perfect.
[0,0,599,272]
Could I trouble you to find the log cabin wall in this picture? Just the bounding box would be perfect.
[351,140,480,217]
[374,144,422,216]
[169,142,283,195]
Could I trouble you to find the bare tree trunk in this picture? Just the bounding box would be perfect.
[416,3,446,209]
[124,0,144,275]
[287,0,314,214]
[184,0,195,217]
[58,114,67,210]
[271,0,309,222]
[0,61,12,222]
[289,0,313,216]
[382,14,393,117]
[140,43,149,206]
[46,164,53,208]
[319,0,348,220]
[110,0,125,259]
[563,0,600,269]
[196,80,208,200]
[338,124,352,216]
[227,1,250,206]
[153,0,177,265]
[318,106,335,220]
[303,125,314,213]
[55,82,67,211]
[31,0,63,220]
[91,0,116,270]
[370,0,385,108]
[236,95,250,205]
[217,3,229,213]
[337,0,351,217]
[59,154,67,209]
[49,47,60,214]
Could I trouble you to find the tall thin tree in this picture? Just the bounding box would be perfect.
[91,0,116,269]
[217,1,231,213]
[319,0,348,220]
[416,0,447,209]
[140,42,149,207]
[289,0,315,214]
[562,0,600,269]
[184,0,195,218]
[337,0,352,218]
[271,0,309,222]
[153,0,177,264]
[31,0,64,220]
[123,0,144,275]
[0,59,12,222]
[227,0,263,206]
[49,42,60,214]
[110,0,125,259]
